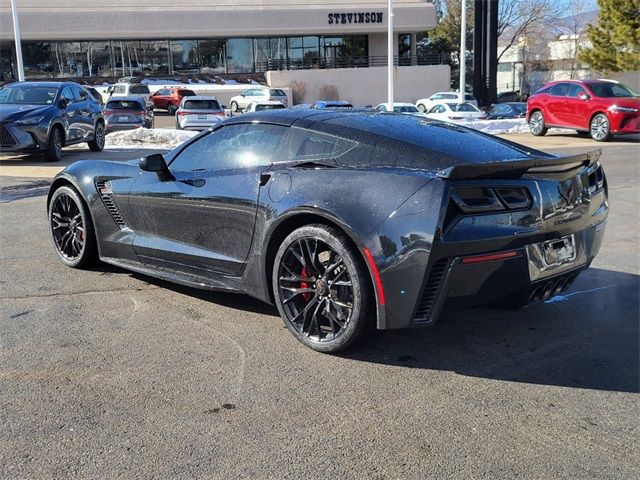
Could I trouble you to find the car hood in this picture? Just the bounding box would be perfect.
[0,104,53,122]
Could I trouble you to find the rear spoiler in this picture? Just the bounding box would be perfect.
[436,149,601,180]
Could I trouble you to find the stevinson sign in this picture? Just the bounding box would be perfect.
[328,12,384,25]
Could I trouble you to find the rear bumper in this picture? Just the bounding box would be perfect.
[178,118,223,130]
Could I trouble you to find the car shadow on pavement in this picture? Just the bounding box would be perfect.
[341,267,639,393]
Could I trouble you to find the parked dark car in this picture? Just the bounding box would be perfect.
[310,100,354,109]
[104,96,154,132]
[527,79,640,141]
[47,110,608,352]
[0,81,105,162]
[487,102,527,119]
[149,87,196,115]
[496,91,521,103]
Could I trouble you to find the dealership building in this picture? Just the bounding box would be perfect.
[0,0,450,105]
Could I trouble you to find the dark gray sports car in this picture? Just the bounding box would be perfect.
[47,110,609,352]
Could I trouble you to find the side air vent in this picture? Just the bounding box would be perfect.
[95,180,127,228]
[413,258,449,324]
[0,123,16,147]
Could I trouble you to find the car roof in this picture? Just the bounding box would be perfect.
[107,96,144,102]
[182,95,219,101]
[377,102,416,107]
[225,110,543,164]
[7,81,71,88]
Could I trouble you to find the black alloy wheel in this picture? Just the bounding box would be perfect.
[49,186,97,268]
[88,122,105,151]
[44,127,63,162]
[273,224,371,353]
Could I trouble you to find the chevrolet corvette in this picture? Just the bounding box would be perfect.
[47,110,609,352]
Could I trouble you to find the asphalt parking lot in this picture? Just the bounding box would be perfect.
[1,131,638,479]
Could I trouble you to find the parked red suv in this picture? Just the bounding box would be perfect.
[149,87,196,115]
[526,79,640,141]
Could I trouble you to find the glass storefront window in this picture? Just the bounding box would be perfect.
[226,38,253,73]
[2,34,370,79]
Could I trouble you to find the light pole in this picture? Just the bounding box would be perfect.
[387,0,394,110]
[459,0,467,103]
[10,0,25,81]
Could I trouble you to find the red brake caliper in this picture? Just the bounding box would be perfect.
[300,267,312,302]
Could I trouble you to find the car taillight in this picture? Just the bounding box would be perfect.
[587,163,605,196]
[451,186,531,213]
[103,110,114,115]
[214,111,225,116]
[177,110,193,116]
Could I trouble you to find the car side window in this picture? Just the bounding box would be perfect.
[566,84,587,98]
[72,85,88,102]
[278,128,356,162]
[114,85,126,95]
[377,105,387,112]
[60,86,74,104]
[549,83,569,96]
[170,124,287,172]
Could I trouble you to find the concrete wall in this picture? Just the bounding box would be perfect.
[265,65,450,106]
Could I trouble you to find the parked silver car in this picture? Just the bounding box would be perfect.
[175,96,226,130]
[103,96,153,132]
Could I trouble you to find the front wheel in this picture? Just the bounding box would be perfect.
[167,104,177,116]
[417,103,427,113]
[44,127,63,162]
[272,224,372,353]
[590,114,611,142]
[88,122,105,151]
[528,111,548,136]
[48,186,98,268]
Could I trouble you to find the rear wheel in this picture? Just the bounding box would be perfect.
[44,127,63,162]
[272,224,372,353]
[417,103,427,113]
[528,111,548,136]
[88,122,105,151]
[167,104,178,116]
[48,186,98,268]
[590,114,611,142]
[230,101,239,113]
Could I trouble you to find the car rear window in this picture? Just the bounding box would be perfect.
[183,99,221,110]
[177,89,196,97]
[106,100,143,110]
[446,103,477,112]
[269,89,286,96]
[129,85,150,94]
[395,105,419,113]
[255,104,286,111]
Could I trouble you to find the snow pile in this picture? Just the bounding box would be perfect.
[458,118,530,135]
[105,128,198,150]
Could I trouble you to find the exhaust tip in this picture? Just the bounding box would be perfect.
[542,281,555,301]
[529,287,543,304]
[553,277,567,296]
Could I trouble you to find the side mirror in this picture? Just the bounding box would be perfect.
[139,153,173,180]
[579,93,590,101]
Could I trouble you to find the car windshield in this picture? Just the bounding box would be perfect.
[184,99,220,110]
[129,85,150,94]
[255,104,286,111]
[446,103,478,112]
[588,82,640,98]
[106,100,142,110]
[0,85,58,105]
[394,105,420,113]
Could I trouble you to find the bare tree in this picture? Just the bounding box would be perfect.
[497,0,563,62]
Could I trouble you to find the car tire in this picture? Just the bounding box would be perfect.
[44,127,63,162]
[48,185,98,268]
[88,122,105,151]
[528,111,548,136]
[167,104,177,116]
[590,113,611,142]
[272,224,372,353]
[231,101,239,113]
[417,104,427,113]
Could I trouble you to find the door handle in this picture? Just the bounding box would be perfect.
[179,178,205,188]
[259,173,271,186]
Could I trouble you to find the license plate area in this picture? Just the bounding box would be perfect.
[198,114,207,119]
[542,234,576,267]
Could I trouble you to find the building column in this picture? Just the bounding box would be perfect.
[410,33,417,65]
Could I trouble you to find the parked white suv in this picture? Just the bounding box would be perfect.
[415,92,478,112]
[229,88,288,113]
[105,82,152,105]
